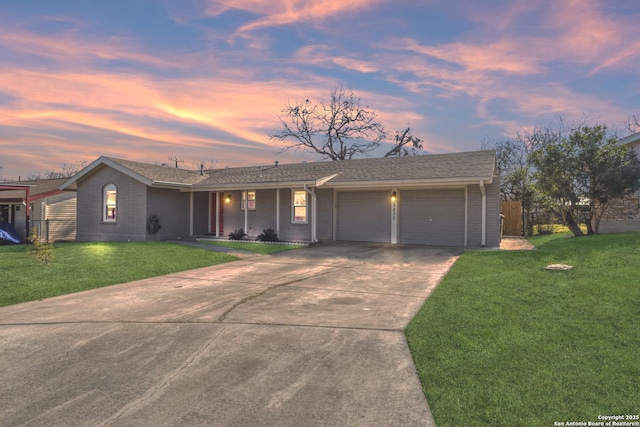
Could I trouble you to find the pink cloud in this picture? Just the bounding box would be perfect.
[204,0,380,32]
[0,29,178,70]
[293,44,378,73]
[385,0,638,81]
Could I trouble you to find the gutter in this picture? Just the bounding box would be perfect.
[151,180,195,189]
[325,176,493,190]
[187,180,317,192]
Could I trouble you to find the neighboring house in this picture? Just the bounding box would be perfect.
[60,151,500,247]
[599,132,640,233]
[0,178,77,242]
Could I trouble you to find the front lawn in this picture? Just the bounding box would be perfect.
[197,239,305,255]
[0,241,237,307]
[406,232,640,426]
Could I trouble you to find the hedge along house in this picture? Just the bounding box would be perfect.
[60,150,500,247]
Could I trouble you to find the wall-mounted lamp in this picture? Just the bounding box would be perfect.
[391,191,397,202]
[224,194,232,203]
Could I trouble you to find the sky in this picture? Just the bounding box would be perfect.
[1,0,639,180]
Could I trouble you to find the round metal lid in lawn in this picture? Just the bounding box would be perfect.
[544,264,573,271]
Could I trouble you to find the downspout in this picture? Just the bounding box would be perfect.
[303,184,317,243]
[480,181,486,247]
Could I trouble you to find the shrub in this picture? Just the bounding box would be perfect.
[257,228,279,242]
[28,227,54,265]
[228,228,246,240]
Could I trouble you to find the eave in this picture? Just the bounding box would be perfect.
[324,176,494,190]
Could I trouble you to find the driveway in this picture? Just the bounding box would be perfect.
[0,242,460,426]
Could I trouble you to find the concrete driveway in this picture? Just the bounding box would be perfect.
[0,242,460,426]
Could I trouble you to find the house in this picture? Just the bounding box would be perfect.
[60,151,500,247]
[599,132,640,233]
[0,178,77,242]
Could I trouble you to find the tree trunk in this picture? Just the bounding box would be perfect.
[585,220,595,235]
[564,210,585,236]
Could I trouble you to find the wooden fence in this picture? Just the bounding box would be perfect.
[501,200,522,236]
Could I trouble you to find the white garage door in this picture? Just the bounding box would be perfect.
[337,191,391,242]
[400,189,465,246]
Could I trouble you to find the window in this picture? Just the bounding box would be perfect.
[241,191,256,210]
[292,190,307,223]
[103,184,117,222]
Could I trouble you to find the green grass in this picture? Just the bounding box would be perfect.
[197,239,305,255]
[0,241,237,307]
[406,232,640,427]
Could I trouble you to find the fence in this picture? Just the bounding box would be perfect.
[501,200,522,236]
[31,219,76,242]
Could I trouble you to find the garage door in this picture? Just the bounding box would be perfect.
[400,189,465,246]
[337,191,391,242]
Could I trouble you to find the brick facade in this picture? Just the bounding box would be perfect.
[599,192,640,233]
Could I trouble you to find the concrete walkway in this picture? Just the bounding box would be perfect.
[498,236,536,250]
[167,239,260,258]
[0,242,461,426]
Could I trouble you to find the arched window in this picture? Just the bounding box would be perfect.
[103,184,117,222]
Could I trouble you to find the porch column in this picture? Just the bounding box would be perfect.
[332,189,337,241]
[311,188,317,243]
[189,192,194,237]
[480,181,486,247]
[464,185,468,247]
[244,191,248,236]
[215,191,220,237]
[390,188,398,244]
[276,188,280,237]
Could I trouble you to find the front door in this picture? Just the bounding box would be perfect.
[210,193,225,234]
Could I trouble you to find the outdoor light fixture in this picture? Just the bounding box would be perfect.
[224,194,232,203]
[391,191,397,202]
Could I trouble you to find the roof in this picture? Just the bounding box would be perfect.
[61,150,496,191]
[0,178,68,202]
[195,150,497,189]
[61,156,206,190]
[618,132,640,147]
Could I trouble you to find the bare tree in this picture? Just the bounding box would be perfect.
[625,114,640,134]
[27,161,88,180]
[383,127,424,157]
[269,85,423,160]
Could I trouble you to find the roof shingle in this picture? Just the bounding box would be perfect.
[194,150,496,187]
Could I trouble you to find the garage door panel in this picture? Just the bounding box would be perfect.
[337,191,390,242]
[400,190,465,246]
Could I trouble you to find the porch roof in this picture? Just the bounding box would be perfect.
[0,178,68,202]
